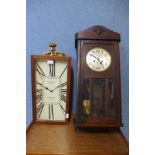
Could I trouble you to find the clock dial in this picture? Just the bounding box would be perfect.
[35,60,67,121]
[86,47,112,72]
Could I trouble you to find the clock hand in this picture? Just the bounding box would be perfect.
[44,86,57,93]
[43,85,57,93]
[60,66,67,78]
[90,54,103,64]
[50,82,67,92]
[44,86,53,92]
[90,54,100,61]
[100,60,104,65]
[44,82,67,93]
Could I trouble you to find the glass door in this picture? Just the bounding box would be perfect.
[82,78,116,121]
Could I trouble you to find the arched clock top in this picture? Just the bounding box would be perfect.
[75,25,120,48]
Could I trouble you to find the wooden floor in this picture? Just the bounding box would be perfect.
[26,114,129,155]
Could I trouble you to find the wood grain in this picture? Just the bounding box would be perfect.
[27,114,128,155]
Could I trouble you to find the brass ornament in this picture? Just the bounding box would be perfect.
[82,100,91,115]
[43,42,65,56]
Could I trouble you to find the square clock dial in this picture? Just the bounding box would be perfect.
[31,55,71,124]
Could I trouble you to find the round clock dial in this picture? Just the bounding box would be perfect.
[86,47,112,72]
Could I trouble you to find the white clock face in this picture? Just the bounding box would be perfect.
[35,60,67,121]
[86,47,112,72]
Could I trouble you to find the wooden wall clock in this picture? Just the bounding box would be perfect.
[31,43,71,124]
[75,25,123,127]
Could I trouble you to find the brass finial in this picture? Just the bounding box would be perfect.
[49,42,57,56]
[43,42,65,56]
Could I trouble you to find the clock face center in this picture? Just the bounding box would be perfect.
[86,47,112,72]
[42,77,61,105]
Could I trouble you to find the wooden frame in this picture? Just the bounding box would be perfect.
[31,55,71,124]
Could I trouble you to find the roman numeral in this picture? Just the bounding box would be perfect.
[36,93,42,103]
[37,102,43,112]
[49,60,55,77]
[49,64,52,76]
[49,104,54,120]
[37,102,44,119]
[49,104,51,119]
[60,82,67,88]
[36,89,42,93]
[61,89,67,94]
[36,82,43,87]
[36,63,45,79]
[53,61,55,76]
[58,103,65,115]
[61,94,66,102]
[60,66,67,78]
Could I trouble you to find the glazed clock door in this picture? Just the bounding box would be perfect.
[82,78,116,120]
[79,45,118,125]
[31,55,71,124]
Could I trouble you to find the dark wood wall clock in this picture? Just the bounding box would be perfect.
[75,25,123,127]
[31,43,71,124]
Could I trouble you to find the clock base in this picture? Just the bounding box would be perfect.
[75,117,123,128]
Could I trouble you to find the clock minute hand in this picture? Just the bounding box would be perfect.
[44,82,67,93]
[90,54,103,64]
[50,82,67,92]
[50,85,59,92]
[90,54,99,60]
[43,86,58,93]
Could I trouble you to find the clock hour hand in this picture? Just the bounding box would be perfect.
[43,86,57,93]
[100,60,104,65]
[44,86,53,92]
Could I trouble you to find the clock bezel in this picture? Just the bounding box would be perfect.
[31,55,71,124]
[86,47,112,72]
[82,40,117,78]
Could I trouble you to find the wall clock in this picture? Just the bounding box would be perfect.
[75,25,122,127]
[31,44,71,124]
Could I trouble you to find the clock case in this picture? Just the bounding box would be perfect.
[31,55,71,124]
[75,25,123,128]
